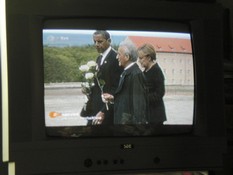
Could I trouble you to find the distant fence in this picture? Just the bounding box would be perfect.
[45,82,194,95]
[45,82,81,89]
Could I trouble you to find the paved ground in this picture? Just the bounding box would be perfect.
[44,84,194,127]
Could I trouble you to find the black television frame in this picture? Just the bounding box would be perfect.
[3,0,226,174]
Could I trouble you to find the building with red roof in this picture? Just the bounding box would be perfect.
[126,36,192,54]
[125,36,194,87]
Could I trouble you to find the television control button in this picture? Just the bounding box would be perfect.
[120,159,125,164]
[103,160,107,164]
[84,159,93,168]
[96,160,102,165]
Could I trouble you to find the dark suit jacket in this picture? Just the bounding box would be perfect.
[81,48,123,125]
[114,63,147,124]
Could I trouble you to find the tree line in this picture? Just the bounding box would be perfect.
[44,45,99,83]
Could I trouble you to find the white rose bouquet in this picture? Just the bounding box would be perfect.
[79,60,108,110]
[79,61,97,98]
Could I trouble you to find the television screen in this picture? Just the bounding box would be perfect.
[43,27,194,137]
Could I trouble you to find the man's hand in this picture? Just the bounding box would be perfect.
[102,93,114,103]
[92,111,105,125]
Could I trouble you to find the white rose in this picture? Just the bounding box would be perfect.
[81,82,90,88]
[79,65,89,72]
[85,72,94,80]
[87,61,97,67]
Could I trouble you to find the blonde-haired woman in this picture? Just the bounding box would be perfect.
[137,43,166,125]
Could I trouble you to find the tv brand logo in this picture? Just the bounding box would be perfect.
[121,144,134,150]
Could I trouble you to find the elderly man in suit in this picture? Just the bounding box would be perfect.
[102,40,147,125]
[81,30,123,125]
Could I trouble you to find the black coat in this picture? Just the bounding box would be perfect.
[81,49,123,125]
[143,63,167,124]
[114,63,147,124]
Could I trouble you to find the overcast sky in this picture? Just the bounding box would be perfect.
[43,29,191,39]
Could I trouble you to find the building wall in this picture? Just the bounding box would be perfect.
[156,52,194,86]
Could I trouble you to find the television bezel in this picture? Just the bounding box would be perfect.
[4,0,226,174]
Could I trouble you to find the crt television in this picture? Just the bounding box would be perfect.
[3,0,226,174]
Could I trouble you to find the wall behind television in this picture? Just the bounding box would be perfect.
[217,0,233,129]
[216,1,233,175]
[217,0,233,61]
